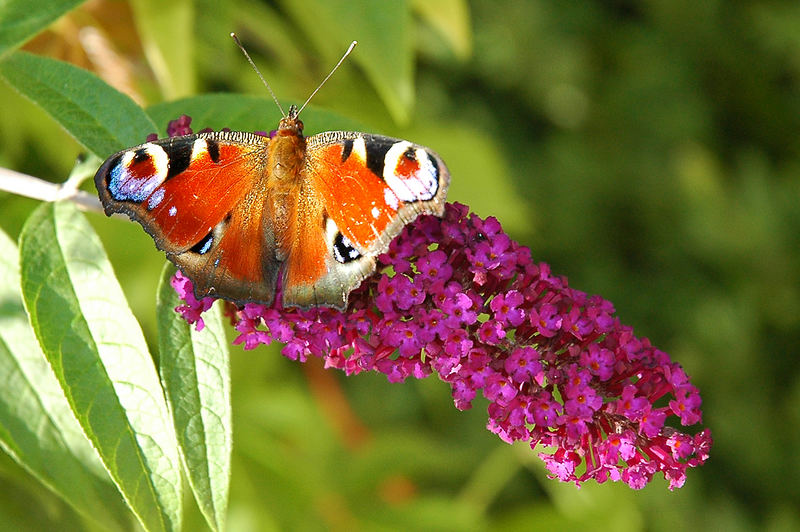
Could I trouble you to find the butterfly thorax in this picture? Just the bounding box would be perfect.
[269,103,306,177]
[266,112,325,275]
[268,119,306,182]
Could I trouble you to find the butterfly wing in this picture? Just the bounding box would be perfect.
[280,131,450,309]
[94,131,281,304]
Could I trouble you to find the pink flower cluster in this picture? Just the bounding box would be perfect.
[166,116,711,489]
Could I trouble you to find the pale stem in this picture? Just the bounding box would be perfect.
[0,166,103,213]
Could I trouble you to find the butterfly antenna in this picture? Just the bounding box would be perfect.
[297,40,357,116]
[231,32,286,117]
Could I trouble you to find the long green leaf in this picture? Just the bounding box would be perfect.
[280,0,414,124]
[0,51,157,157]
[0,0,86,59]
[0,227,129,530]
[130,0,195,99]
[19,202,182,532]
[157,264,231,532]
[411,0,473,60]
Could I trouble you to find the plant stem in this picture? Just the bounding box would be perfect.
[0,167,102,213]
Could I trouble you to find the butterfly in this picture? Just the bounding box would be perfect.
[94,42,450,310]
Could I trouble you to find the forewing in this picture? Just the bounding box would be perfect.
[95,131,280,304]
[307,132,450,254]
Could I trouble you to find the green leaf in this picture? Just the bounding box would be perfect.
[147,93,366,134]
[0,51,157,157]
[130,0,195,99]
[411,0,473,60]
[280,0,415,124]
[0,0,86,59]
[0,227,129,530]
[157,264,231,532]
[18,202,182,532]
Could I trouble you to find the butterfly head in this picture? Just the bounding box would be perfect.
[277,105,304,138]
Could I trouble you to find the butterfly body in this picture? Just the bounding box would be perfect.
[95,106,449,309]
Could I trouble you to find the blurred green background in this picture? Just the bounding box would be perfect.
[1,0,799,530]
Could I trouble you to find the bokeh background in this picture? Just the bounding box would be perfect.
[1,0,799,530]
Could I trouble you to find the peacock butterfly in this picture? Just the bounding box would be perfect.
[94,41,450,310]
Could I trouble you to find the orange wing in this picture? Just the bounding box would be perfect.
[278,131,450,309]
[95,131,281,304]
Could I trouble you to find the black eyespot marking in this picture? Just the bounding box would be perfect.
[207,139,220,163]
[403,147,416,161]
[428,152,439,179]
[132,148,149,164]
[341,138,354,162]
[364,136,394,179]
[191,233,214,255]
[333,232,361,264]
[165,139,193,179]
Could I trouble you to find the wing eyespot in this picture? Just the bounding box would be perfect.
[333,232,362,264]
[132,148,149,164]
[190,233,214,255]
